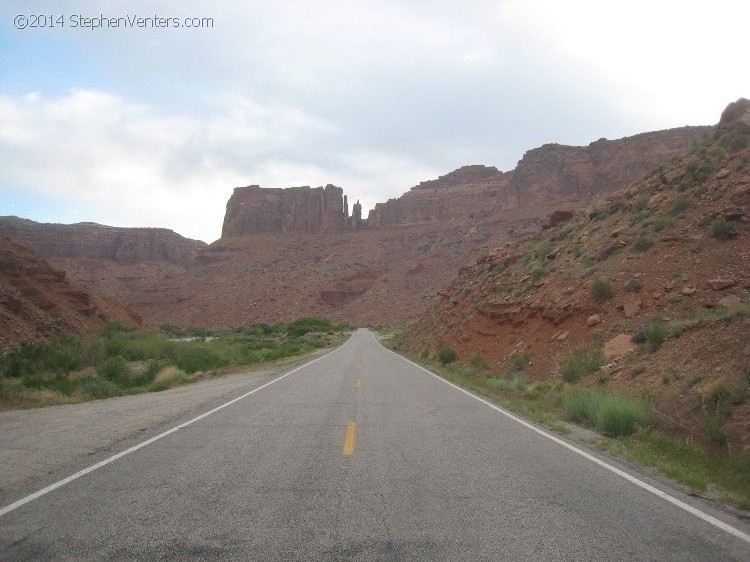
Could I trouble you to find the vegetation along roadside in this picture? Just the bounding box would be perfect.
[0,317,350,410]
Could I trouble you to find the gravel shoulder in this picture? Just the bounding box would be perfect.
[0,353,325,496]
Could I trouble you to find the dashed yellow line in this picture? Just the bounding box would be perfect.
[343,422,356,456]
[355,378,361,388]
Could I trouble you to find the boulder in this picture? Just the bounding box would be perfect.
[708,278,736,290]
[587,314,602,327]
[604,334,635,359]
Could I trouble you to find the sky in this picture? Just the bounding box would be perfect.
[1,1,748,243]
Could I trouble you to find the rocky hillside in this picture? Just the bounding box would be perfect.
[367,127,708,228]
[0,218,207,317]
[0,236,141,347]
[399,99,750,449]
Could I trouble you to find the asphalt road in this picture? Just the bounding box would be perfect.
[1,329,749,560]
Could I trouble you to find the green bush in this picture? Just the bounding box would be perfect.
[590,279,614,302]
[556,344,605,383]
[644,324,666,352]
[595,394,654,437]
[632,194,650,212]
[651,216,675,232]
[470,354,490,369]
[668,196,695,215]
[632,236,653,253]
[711,219,737,240]
[561,388,653,436]
[99,355,130,383]
[624,278,643,293]
[438,347,458,365]
[530,266,546,281]
[486,373,528,393]
[561,388,601,422]
[508,351,531,374]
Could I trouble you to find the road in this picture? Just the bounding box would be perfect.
[1,329,749,560]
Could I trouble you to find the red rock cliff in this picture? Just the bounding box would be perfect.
[367,165,512,226]
[0,236,140,346]
[0,217,206,266]
[503,126,710,207]
[221,184,358,236]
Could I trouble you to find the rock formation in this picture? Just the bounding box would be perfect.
[366,128,708,228]
[221,184,363,237]
[0,217,206,266]
[503,126,710,207]
[368,165,511,227]
[0,236,140,346]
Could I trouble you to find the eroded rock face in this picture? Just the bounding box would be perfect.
[221,184,359,236]
[0,236,140,346]
[367,165,511,227]
[504,126,710,207]
[716,97,750,137]
[366,128,708,228]
[0,217,206,266]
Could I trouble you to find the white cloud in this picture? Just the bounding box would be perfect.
[0,89,434,242]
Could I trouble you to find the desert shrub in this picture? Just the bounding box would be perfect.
[286,317,334,337]
[470,354,490,369]
[595,393,653,437]
[719,132,749,152]
[624,278,643,293]
[668,196,695,215]
[530,266,546,281]
[99,355,130,384]
[507,351,531,374]
[486,373,528,393]
[711,219,737,240]
[632,194,650,212]
[632,236,654,253]
[590,278,613,302]
[438,347,458,365]
[561,388,653,436]
[536,241,554,261]
[556,344,605,383]
[80,378,120,399]
[172,344,227,373]
[651,216,675,232]
[644,324,666,352]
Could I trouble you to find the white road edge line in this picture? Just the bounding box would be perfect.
[0,339,351,518]
[375,334,750,545]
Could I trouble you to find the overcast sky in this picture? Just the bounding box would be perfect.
[1,1,747,243]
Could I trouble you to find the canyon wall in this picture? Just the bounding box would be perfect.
[0,236,140,346]
[0,217,206,266]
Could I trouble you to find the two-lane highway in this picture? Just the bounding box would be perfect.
[1,329,749,560]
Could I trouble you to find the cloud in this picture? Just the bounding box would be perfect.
[0,89,435,242]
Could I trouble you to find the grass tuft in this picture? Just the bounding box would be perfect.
[556,344,605,383]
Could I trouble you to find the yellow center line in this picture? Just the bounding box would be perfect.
[343,422,356,456]
[355,378,361,388]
